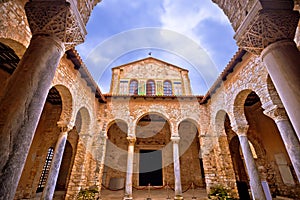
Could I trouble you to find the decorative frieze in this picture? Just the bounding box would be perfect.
[235,9,299,55]
[25,0,86,50]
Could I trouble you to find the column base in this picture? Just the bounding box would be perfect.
[174,195,184,200]
[123,195,133,200]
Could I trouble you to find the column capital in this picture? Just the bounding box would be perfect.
[235,9,299,55]
[231,125,249,136]
[171,136,180,144]
[127,137,136,145]
[25,0,87,50]
[57,121,73,133]
[263,106,288,122]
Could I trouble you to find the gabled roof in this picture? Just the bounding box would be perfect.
[111,57,189,72]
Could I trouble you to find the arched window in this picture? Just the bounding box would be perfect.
[163,80,172,95]
[36,147,54,193]
[146,80,156,95]
[129,79,138,95]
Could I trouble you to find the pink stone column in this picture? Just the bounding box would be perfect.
[233,126,266,200]
[171,136,183,199]
[124,137,136,200]
[261,40,300,140]
[263,106,300,182]
[235,8,300,140]
[0,0,86,200]
[0,35,65,200]
[41,127,69,200]
[0,2,85,199]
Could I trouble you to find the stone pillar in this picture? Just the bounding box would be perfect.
[124,137,136,200]
[261,40,300,140]
[98,134,108,191]
[0,2,85,199]
[263,106,300,182]
[235,8,300,139]
[233,126,266,200]
[41,126,70,200]
[171,136,183,199]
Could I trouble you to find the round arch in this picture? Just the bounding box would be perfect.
[53,84,73,127]
[135,111,170,125]
[106,118,129,134]
[178,117,201,136]
[232,89,253,127]
[214,109,229,137]
[74,106,91,135]
[0,38,27,59]
[266,75,284,107]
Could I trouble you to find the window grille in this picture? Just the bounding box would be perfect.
[163,80,172,95]
[36,147,54,193]
[146,80,156,95]
[129,79,138,95]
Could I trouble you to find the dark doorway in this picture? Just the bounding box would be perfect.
[236,181,251,200]
[139,150,163,186]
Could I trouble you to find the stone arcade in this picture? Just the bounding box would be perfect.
[0,0,300,199]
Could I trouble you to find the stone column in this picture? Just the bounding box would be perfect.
[171,136,183,199]
[0,2,85,199]
[98,134,108,192]
[92,132,108,194]
[233,126,266,200]
[41,126,70,200]
[124,137,136,200]
[261,40,300,140]
[235,7,300,138]
[263,106,300,182]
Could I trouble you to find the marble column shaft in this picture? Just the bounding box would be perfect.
[124,137,135,199]
[172,137,183,197]
[0,35,64,200]
[276,120,300,181]
[98,134,108,192]
[261,40,300,140]
[238,135,266,200]
[41,130,68,200]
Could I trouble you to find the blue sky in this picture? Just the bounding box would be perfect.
[76,0,238,95]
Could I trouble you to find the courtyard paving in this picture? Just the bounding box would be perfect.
[100,188,208,200]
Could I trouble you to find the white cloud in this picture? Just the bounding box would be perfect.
[76,0,237,94]
[160,0,231,59]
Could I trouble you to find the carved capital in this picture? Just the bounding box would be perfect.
[25,1,86,50]
[57,121,73,132]
[263,106,288,122]
[235,9,299,55]
[171,136,180,144]
[127,137,136,145]
[231,125,249,136]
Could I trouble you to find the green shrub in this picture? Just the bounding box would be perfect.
[208,185,236,200]
[77,187,99,200]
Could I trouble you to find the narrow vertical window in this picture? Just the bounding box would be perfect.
[163,80,172,95]
[129,79,138,95]
[146,80,156,95]
[173,82,182,95]
[36,147,54,193]
[119,80,129,94]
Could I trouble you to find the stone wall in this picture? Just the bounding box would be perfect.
[15,102,62,199]
[110,57,192,95]
[206,52,300,197]
[0,0,30,57]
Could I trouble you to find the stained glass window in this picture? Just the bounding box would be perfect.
[146,80,156,95]
[163,80,172,95]
[129,79,138,95]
